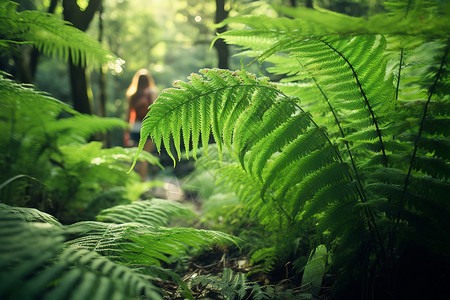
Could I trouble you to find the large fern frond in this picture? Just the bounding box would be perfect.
[215,2,450,293]
[219,16,398,170]
[132,69,370,280]
[134,69,359,226]
[0,0,120,67]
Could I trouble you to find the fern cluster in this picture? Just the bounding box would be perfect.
[0,200,237,299]
[190,267,296,299]
[0,71,157,222]
[0,2,242,299]
[135,0,449,297]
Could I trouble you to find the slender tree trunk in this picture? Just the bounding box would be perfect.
[63,0,102,114]
[98,4,106,118]
[98,4,110,146]
[215,0,229,69]
[69,62,93,114]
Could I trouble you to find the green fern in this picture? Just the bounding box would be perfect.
[0,198,239,299]
[190,268,268,300]
[0,205,162,300]
[190,267,298,299]
[216,1,450,297]
[66,220,237,267]
[0,72,140,222]
[0,0,119,67]
[0,202,61,227]
[45,142,163,222]
[96,198,194,226]
[134,69,356,226]
[133,1,450,297]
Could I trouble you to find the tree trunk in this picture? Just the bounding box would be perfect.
[63,0,102,114]
[98,4,107,118]
[98,4,110,146]
[215,0,229,69]
[69,61,93,114]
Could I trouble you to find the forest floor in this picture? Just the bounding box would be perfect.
[144,173,324,299]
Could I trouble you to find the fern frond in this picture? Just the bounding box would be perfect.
[0,203,61,227]
[0,74,127,147]
[135,68,362,252]
[191,268,253,300]
[0,0,120,67]
[96,199,194,226]
[249,247,277,274]
[0,205,162,300]
[66,221,237,266]
[49,114,128,144]
[44,247,162,300]
[0,72,75,117]
[221,19,396,169]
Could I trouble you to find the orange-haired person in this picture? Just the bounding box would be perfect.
[124,69,157,181]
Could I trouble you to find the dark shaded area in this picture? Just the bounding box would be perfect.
[63,0,102,115]
[215,0,229,69]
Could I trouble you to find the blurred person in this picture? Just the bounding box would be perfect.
[124,69,157,181]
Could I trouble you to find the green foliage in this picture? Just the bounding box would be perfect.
[136,0,450,297]
[0,0,119,67]
[0,71,157,222]
[0,202,61,227]
[0,199,237,299]
[133,69,351,231]
[190,267,301,299]
[96,198,194,226]
[0,3,239,299]
[134,67,353,272]
[190,268,270,300]
[301,245,328,296]
[188,147,314,275]
[67,221,237,267]
[0,205,162,300]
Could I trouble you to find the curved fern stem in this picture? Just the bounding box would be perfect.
[310,72,386,259]
[310,74,362,188]
[285,99,388,256]
[395,49,404,101]
[268,194,293,224]
[320,39,389,168]
[398,40,450,221]
[0,174,43,191]
[404,0,414,18]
